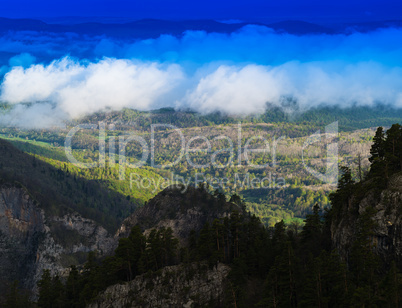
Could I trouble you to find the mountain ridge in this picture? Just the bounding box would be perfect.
[0,17,402,38]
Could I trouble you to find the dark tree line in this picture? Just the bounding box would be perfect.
[369,124,402,179]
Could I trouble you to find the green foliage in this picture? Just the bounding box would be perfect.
[0,139,137,232]
[36,167,402,307]
[368,123,402,179]
[37,270,64,308]
[0,105,390,226]
[2,281,33,308]
[36,225,179,307]
[243,186,331,226]
[11,118,402,307]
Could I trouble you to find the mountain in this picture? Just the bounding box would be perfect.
[0,139,241,301]
[0,181,116,300]
[5,105,402,226]
[4,17,402,39]
[81,125,402,307]
[0,17,249,39]
[267,20,336,34]
[0,17,402,46]
[116,185,241,243]
[341,20,402,33]
[0,138,136,232]
[0,17,48,31]
[3,125,402,306]
[0,138,137,300]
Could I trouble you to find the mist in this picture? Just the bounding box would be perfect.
[1,25,402,128]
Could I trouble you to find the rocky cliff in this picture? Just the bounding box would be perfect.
[117,185,239,244]
[0,181,238,301]
[331,173,402,266]
[0,182,115,299]
[0,182,45,295]
[88,262,230,308]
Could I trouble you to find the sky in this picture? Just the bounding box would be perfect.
[0,0,402,22]
[0,1,402,128]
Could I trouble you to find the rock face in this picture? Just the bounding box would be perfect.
[88,262,230,308]
[117,185,239,244]
[87,186,237,308]
[331,173,402,266]
[0,183,45,295]
[0,182,115,298]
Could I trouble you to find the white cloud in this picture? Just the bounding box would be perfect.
[180,65,282,115]
[1,26,402,127]
[179,61,402,115]
[1,58,184,120]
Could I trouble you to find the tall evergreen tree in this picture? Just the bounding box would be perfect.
[369,126,385,164]
[384,124,402,173]
[300,203,323,257]
[4,281,32,308]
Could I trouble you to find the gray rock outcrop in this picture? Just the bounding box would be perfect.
[88,262,230,308]
[331,173,402,266]
[0,182,115,299]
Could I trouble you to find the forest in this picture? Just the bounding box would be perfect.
[0,106,385,226]
[4,123,401,307]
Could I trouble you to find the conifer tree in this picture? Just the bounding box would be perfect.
[4,280,32,308]
[37,270,55,308]
[384,124,402,173]
[300,203,323,257]
[369,126,385,164]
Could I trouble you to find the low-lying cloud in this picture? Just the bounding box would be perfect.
[1,26,402,127]
[1,58,183,118]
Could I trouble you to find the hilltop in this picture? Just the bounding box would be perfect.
[117,185,241,242]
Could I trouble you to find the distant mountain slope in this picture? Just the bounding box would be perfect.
[267,20,336,34]
[1,17,402,40]
[0,17,248,38]
[341,20,402,33]
[4,17,400,38]
[0,138,135,232]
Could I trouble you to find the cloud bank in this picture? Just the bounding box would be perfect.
[1,26,402,127]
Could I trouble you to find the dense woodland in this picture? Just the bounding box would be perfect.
[3,123,401,307]
[0,105,384,226]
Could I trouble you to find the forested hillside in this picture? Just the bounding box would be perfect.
[0,106,391,225]
[0,138,137,232]
[7,122,399,307]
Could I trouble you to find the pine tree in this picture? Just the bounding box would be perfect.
[114,225,146,280]
[384,124,402,173]
[350,206,380,304]
[380,261,402,307]
[65,266,81,308]
[329,166,355,217]
[300,204,323,257]
[4,280,32,308]
[260,242,298,308]
[37,270,54,308]
[369,126,385,164]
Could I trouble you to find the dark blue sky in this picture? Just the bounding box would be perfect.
[0,0,401,22]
